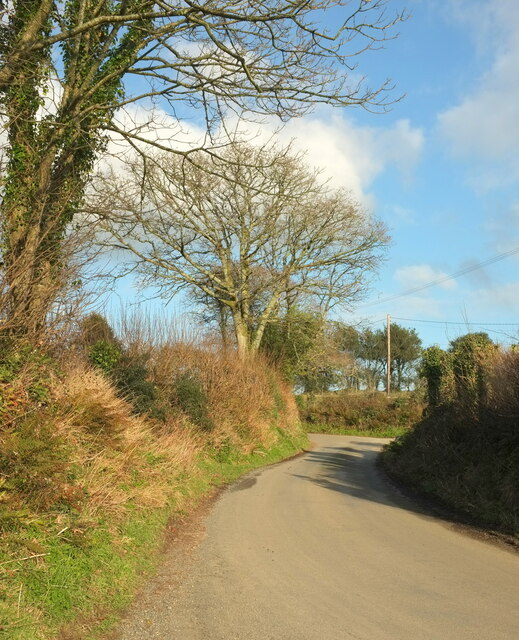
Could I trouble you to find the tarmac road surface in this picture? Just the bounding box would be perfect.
[119,434,519,640]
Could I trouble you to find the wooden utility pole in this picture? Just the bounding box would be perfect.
[386,314,391,397]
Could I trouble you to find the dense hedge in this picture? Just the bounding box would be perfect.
[383,336,519,535]
[299,390,424,436]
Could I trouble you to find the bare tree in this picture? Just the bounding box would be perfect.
[0,0,404,336]
[188,265,273,348]
[90,142,388,357]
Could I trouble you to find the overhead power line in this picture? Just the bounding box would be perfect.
[392,317,519,326]
[352,316,519,343]
[359,244,519,307]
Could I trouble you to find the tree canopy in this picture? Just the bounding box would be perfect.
[91,142,388,356]
[0,0,404,336]
[336,322,422,390]
[261,309,354,392]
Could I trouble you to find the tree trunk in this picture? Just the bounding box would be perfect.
[3,227,56,337]
[233,313,252,359]
[1,137,75,336]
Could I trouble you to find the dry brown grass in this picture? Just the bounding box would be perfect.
[52,363,203,520]
[150,342,298,450]
[58,365,139,436]
[48,335,298,521]
[1,309,300,528]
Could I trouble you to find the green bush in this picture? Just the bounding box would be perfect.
[80,312,119,347]
[85,319,164,419]
[114,354,166,420]
[420,346,453,407]
[88,339,122,375]
[174,372,214,431]
[450,333,495,413]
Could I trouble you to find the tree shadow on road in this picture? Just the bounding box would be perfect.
[290,443,513,545]
[292,445,421,514]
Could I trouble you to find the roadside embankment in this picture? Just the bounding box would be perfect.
[382,340,519,537]
[0,331,306,640]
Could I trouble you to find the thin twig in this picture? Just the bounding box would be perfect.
[0,553,49,566]
[17,584,23,618]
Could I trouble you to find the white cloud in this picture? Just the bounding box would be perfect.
[97,105,424,207]
[107,103,207,155]
[470,281,519,314]
[438,0,519,181]
[395,264,457,291]
[230,110,424,204]
[447,0,519,55]
[95,103,208,176]
[438,49,519,159]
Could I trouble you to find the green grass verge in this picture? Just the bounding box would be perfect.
[303,421,408,438]
[0,429,308,640]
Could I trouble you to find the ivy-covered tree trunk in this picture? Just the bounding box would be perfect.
[1,1,148,334]
[2,139,88,334]
[1,0,57,334]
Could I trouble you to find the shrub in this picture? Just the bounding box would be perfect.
[79,312,120,347]
[384,340,519,535]
[450,332,495,414]
[113,352,164,419]
[88,339,122,375]
[420,346,453,407]
[173,371,214,431]
[84,316,163,419]
[301,390,424,434]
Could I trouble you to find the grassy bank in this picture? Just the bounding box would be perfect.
[0,324,307,640]
[382,343,519,536]
[1,430,307,640]
[298,390,424,437]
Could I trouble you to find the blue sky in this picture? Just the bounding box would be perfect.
[106,0,519,350]
[298,0,519,348]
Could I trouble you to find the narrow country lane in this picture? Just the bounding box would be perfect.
[119,435,519,640]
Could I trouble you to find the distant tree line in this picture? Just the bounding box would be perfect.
[259,311,422,393]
